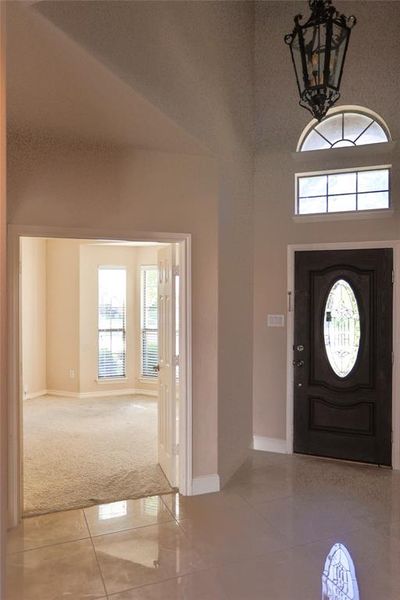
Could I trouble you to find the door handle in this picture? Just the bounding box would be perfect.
[153,364,160,372]
[293,360,304,367]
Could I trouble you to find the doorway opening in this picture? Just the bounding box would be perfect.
[9,228,192,524]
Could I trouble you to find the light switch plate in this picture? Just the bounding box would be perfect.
[267,314,285,327]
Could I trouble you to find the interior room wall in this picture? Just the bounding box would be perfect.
[20,237,47,399]
[46,238,81,394]
[116,150,219,479]
[29,0,255,484]
[0,0,7,591]
[253,1,400,445]
[7,140,220,480]
[43,240,160,396]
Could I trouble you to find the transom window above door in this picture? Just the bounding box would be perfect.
[296,167,390,215]
[298,108,390,152]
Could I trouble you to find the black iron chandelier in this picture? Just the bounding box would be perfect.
[285,0,356,121]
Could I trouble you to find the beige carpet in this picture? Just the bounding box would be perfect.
[23,394,173,516]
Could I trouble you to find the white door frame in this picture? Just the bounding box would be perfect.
[287,240,400,470]
[8,224,193,527]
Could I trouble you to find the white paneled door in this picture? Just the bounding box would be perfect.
[157,245,178,486]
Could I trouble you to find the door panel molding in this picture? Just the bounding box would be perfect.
[309,396,375,436]
[287,240,400,470]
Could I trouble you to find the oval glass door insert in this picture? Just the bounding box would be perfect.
[324,279,361,378]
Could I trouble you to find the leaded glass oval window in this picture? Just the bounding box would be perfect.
[324,280,360,378]
[299,109,390,152]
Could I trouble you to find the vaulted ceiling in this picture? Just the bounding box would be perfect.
[7,2,205,154]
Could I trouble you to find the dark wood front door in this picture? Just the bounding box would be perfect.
[294,248,393,466]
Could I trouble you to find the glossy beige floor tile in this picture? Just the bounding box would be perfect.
[161,489,249,521]
[92,520,207,595]
[84,496,174,537]
[253,494,386,546]
[7,509,89,554]
[8,451,400,599]
[202,549,322,600]
[6,538,106,600]
[177,505,291,567]
[106,569,229,599]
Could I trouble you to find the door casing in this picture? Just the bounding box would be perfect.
[287,241,400,470]
[8,224,193,528]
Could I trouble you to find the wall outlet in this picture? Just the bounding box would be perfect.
[69,369,76,379]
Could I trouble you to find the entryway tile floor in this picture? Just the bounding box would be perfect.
[6,450,400,599]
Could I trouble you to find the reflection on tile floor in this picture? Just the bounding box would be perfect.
[6,451,400,599]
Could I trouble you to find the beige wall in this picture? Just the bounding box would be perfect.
[253,148,400,441]
[117,150,219,478]
[0,0,6,592]
[253,1,400,443]
[30,239,160,396]
[46,239,81,394]
[21,238,47,398]
[31,0,255,483]
[8,141,220,478]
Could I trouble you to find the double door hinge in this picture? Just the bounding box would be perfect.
[172,265,180,277]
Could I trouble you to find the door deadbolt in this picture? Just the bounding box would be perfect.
[293,360,304,367]
[296,344,304,352]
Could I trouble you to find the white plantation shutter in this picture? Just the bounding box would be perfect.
[98,267,127,379]
[141,266,158,378]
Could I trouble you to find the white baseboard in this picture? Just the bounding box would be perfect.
[253,435,288,454]
[46,388,158,399]
[24,389,48,400]
[133,389,158,398]
[191,474,220,495]
[47,389,80,398]
[79,388,138,398]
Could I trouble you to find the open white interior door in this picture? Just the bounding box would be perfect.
[157,245,178,487]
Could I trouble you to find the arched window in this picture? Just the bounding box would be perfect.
[298,107,391,152]
[295,107,392,216]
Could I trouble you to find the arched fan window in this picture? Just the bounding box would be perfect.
[298,108,390,152]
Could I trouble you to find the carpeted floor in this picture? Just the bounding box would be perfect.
[23,394,173,516]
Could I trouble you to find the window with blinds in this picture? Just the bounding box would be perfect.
[98,267,127,379]
[141,266,158,378]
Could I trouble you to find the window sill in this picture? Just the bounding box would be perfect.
[139,377,158,383]
[293,208,394,223]
[96,377,127,384]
